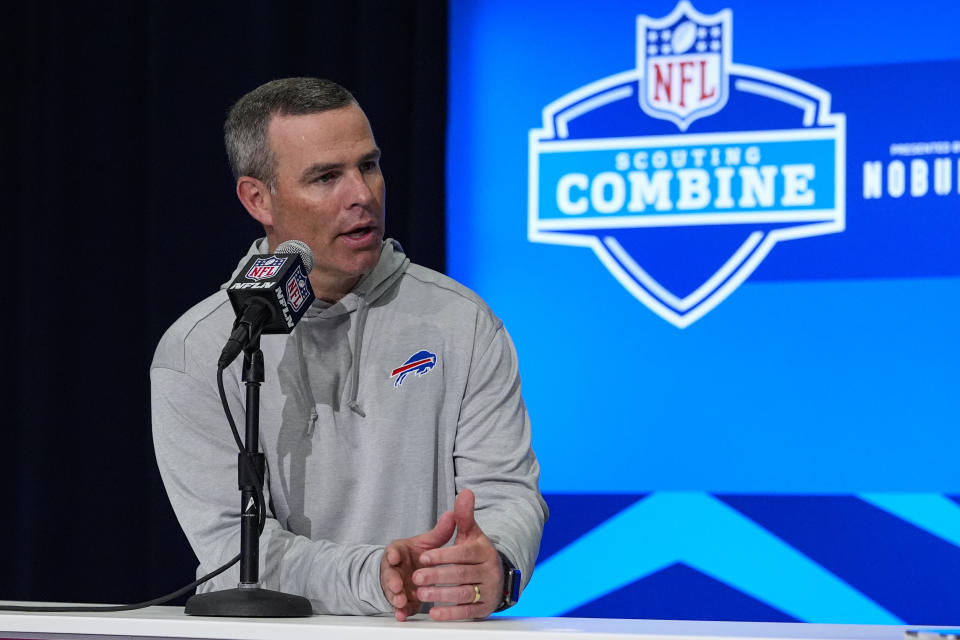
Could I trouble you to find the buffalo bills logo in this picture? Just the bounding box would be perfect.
[391,350,437,387]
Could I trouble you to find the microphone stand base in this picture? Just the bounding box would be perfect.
[185,587,312,617]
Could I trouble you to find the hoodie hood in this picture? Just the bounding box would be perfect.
[222,237,410,416]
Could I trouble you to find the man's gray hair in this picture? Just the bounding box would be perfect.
[224,77,356,189]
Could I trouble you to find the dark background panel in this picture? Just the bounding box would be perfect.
[1,0,446,604]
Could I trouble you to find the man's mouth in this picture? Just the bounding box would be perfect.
[338,224,381,248]
[342,226,374,239]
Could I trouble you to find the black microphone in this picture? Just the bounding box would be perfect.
[218,240,317,368]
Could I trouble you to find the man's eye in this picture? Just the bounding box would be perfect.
[315,172,335,183]
[361,161,379,172]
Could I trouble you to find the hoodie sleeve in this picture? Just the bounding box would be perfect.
[452,319,549,593]
[151,334,392,615]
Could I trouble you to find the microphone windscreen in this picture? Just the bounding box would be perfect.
[275,240,315,273]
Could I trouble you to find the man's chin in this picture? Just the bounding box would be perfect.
[340,242,384,276]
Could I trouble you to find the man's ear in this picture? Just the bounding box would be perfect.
[236,176,274,227]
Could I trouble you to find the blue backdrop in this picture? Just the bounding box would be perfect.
[447,0,960,624]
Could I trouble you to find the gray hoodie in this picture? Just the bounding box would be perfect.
[151,238,547,614]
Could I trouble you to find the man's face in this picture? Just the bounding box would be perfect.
[264,104,385,301]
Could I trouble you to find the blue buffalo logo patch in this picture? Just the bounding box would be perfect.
[391,350,437,387]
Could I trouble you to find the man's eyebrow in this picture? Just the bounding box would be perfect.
[300,162,341,182]
[298,149,382,183]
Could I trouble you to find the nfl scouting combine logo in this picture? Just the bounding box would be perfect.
[528,1,846,328]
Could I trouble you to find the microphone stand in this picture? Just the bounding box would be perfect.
[186,335,312,617]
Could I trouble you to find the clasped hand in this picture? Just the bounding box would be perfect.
[379,489,503,621]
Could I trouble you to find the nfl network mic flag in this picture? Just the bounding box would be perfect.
[227,253,315,334]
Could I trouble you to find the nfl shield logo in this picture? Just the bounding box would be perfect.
[246,255,287,281]
[284,266,310,312]
[637,0,731,131]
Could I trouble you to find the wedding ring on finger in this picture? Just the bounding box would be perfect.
[472,585,481,604]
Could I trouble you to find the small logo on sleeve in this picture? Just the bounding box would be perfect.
[391,350,437,387]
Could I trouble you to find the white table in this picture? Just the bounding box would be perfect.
[0,605,930,640]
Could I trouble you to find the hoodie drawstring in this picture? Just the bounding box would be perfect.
[295,326,321,435]
[346,295,368,417]
[294,239,408,424]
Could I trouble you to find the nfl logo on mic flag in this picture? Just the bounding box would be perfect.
[284,266,311,312]
[246,256,287,281]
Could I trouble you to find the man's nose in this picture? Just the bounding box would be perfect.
[344,170,376,206]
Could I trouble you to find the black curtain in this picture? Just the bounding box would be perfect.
[1,0,447,604]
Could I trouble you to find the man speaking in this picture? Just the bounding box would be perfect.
[150,78,547,620]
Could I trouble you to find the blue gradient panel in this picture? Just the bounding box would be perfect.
[536,494,647,562]
[569,564,800,622]
[719,495,960,624]
[450,0,960,624]
[510,493,902,623]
